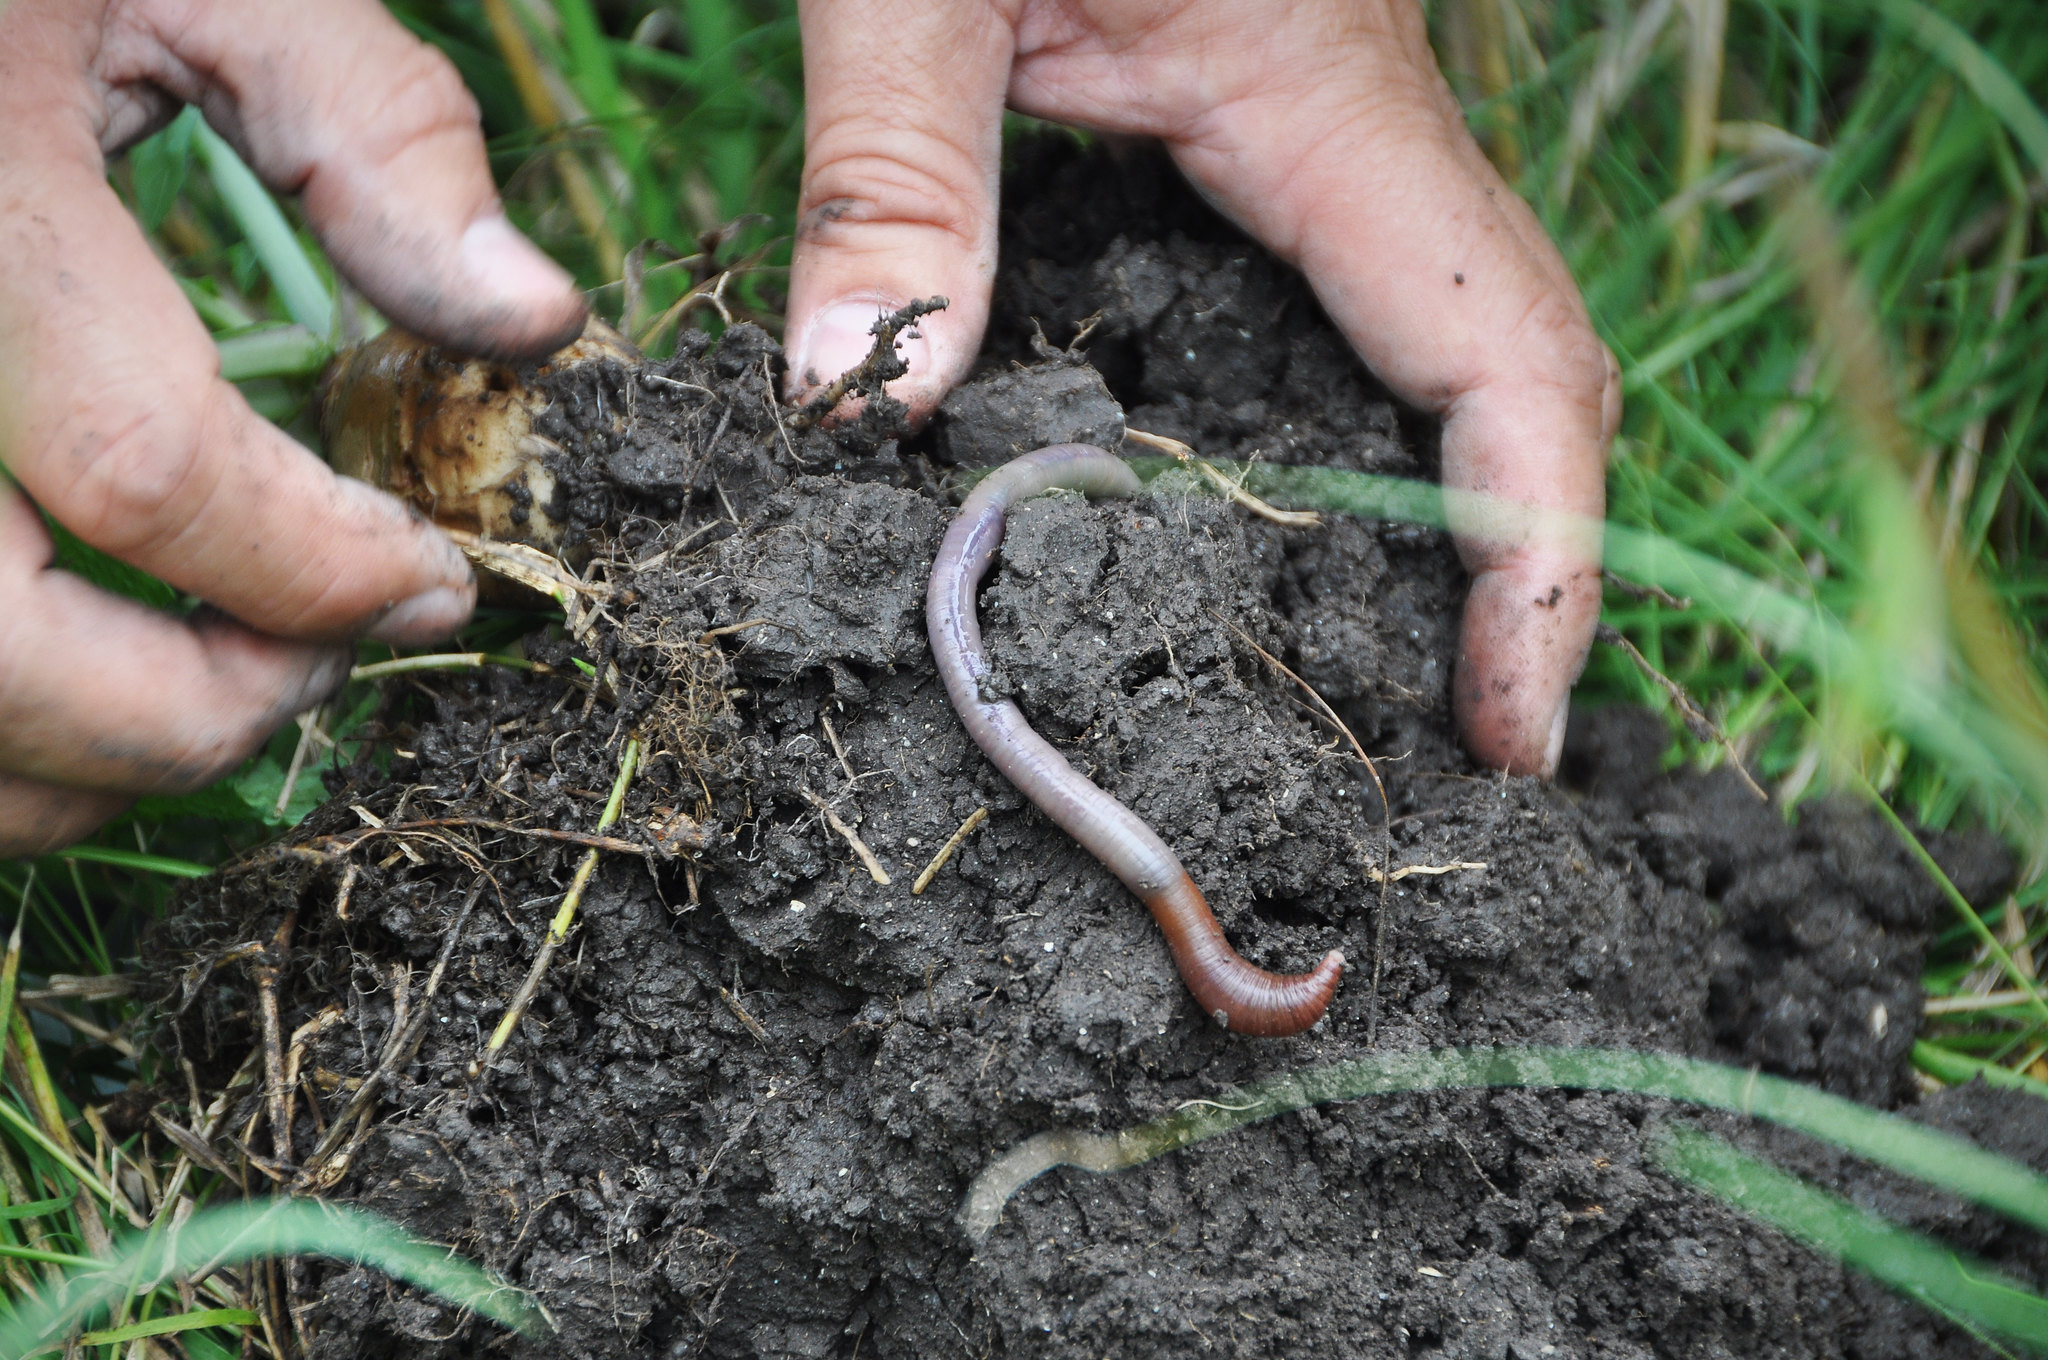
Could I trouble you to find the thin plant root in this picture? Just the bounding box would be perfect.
[298,882,484,1189]
[912,807,989,895]
[1369,861,1489,883]
[800,787,891,885]
[1596,622,1767,801]
[615,603,744,784]
[1124,428,1322,528]
[698,618,779,644]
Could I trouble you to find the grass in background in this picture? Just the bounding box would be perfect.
[1436,0,2048,1084]
[6,0,2048,1352]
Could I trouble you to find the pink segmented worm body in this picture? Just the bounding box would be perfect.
[926,444,1344,1037]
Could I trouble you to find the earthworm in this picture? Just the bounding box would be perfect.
[926,444,1345,1037]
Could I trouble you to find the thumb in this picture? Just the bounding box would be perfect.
[782,0,1013,425]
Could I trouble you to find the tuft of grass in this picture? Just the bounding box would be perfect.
[1439,0,2048,1090]
[0,1198,543,1356]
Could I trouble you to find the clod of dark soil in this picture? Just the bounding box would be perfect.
[149,141,2039,1360]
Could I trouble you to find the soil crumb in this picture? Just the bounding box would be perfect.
[149,140,2034,1360]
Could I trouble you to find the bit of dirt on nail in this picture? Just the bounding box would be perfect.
[148,139,2036,1360]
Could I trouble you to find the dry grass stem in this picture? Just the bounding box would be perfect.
[19,997,137,1060]
[801,787,892,885]
[912,808,989,896]
[1925,988,2048,1015]
[719,987,769,1044]
[446,530,612,611]
[250,912,298,1166]
[274,705,326,819]
[349,652,540,682]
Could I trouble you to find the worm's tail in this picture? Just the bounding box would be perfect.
[1146,879,1345,1037]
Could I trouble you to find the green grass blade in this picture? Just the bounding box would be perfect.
[0,1097,123,1214]
[40,847,210,880]
[961,1046,2048,1241]
[0,1243,104,1270]
[1915,1041,2048,1102]
[75,1307,260,1348]
[215,324,331,383]
[192,123,334,339]
[0,1195,73,1222]
[1875,0,2048,174]
[0,1198,544,1355]
[128,107,201,233]
[40,516,179,612]
[1652,1121,2048,1352]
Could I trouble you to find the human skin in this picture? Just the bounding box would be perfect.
[783,0,1619,777]
[0,0,587,855]
[0,0,1614,858]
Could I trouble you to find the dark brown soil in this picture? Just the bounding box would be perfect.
[150,141,2043,1360]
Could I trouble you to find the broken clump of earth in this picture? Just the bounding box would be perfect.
[149,142,2045,1359]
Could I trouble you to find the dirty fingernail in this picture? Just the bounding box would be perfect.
[789,299,931,400]
[366,584,476,645]
[460,214,578,305]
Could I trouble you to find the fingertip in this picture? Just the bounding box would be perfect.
[449,214,589,360]
[364,581,477,646]
[783,296,958,428]
[1453,587,1585,780]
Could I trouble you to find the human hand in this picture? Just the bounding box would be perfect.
[780,0,1618,777]
[0,0,588,856]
